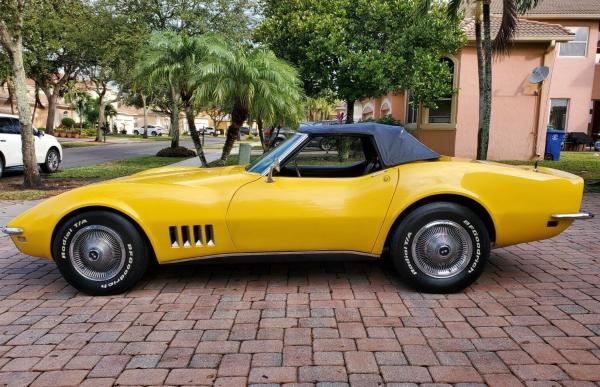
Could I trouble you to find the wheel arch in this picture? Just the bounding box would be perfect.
[51,205,157,264]
[384,194,496,248]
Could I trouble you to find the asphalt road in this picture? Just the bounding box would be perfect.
[0,136,225,177]
[61,137,224,168]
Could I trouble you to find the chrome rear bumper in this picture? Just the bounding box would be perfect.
[1,227,23,236]
[551,212,594,220]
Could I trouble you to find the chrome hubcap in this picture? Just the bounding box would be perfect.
[68,225,126,281]
[411,220,473,279]
[48,151,59,170]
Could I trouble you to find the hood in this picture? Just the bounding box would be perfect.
[112,165,256,187]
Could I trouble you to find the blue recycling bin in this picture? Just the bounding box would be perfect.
[544,130,566,161]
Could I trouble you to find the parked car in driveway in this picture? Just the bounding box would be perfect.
[133,125,165,136]
[0,114,63,177]
[2,123,591,295]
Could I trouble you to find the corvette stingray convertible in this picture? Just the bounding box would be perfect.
[3,123,592,295]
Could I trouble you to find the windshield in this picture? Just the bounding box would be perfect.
[247,133,307,174]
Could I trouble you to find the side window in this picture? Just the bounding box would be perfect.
[9,119,22,134]
[0,118,11,134]
[280,135,381,178]
[0,118,22,135]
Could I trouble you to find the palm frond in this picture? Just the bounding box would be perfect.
[516,0,539,14]
[492,0,517,55]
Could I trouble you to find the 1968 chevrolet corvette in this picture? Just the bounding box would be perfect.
[2,123,592,295]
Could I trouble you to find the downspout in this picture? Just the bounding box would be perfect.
[532,40,556,159]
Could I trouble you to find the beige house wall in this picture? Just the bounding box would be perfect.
[528,19,599,134]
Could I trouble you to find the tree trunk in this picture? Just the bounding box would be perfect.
[184,104,208,166]
[11,45,41,188]
[45,92,58,135]
[170,87,180,148]
[142,94,148,138]
[345,99,355,124]
[475,19,486,161]
[257,117,266,152]
[220,101,247,162]
[477,1,492,161]
[95,100,106,142]
[6,76,15,114]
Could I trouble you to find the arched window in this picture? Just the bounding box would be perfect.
[427,57,456,124]
[362,103,374,120]
[380,101,391,117]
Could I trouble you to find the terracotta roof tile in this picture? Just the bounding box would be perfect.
[461,16,574,41]
[492,0,600,18]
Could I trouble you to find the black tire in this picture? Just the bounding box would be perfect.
[0,155,4,178]
[41,148,60,173]
[389,202,490,293]
[52,211,149,295]
[134,130,139,135]
[151,131,157,136]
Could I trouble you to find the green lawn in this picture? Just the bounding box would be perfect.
[502,152,600,181]
[52,156,188,179]
[59,141,108,149]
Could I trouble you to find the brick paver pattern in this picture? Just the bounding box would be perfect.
[0,195,599,386]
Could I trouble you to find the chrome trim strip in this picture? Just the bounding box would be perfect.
[163,250,379,264]
[2,227,23,235]
[551,212,594,220]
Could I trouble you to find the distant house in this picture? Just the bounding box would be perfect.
[347,0,600,160]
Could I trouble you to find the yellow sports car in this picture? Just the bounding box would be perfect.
[3,123,592,295]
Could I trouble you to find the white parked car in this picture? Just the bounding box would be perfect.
[0,114,63,177]
[133,125,165,136]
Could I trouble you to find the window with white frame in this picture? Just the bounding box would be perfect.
[427,58,455,124]
[380,102,391,117]
[560,27,589,57]
[548,99,569,131]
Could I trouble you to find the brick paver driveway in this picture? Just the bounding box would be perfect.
[0,196,599,386]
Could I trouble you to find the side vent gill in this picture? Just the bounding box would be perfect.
[169,226,179,248]
[205,225,215,246]
[169,225,215,248]
[181,226,191,247]
[193,225,203,246]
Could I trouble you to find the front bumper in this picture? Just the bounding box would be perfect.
[551,212,594,220]
[1,227,23,235]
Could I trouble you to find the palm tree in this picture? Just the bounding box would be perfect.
[195,45,305,162]
[64,83,89,129]
[420,0,539,160]
[136,32,229,165]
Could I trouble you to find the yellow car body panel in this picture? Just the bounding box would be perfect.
[6,157,584,264]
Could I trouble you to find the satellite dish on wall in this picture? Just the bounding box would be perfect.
[528,66,550,84]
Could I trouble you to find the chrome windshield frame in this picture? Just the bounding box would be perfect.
[246,133,309,176]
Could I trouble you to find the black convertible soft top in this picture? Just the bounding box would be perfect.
[298,122,440,167]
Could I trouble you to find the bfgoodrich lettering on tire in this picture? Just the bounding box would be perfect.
[389,201,490,293]
[52,210,149,295]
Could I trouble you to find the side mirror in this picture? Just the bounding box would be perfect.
[266,159,281,183]
[37,129,45,137]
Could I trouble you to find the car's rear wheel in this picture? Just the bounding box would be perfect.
[151,131,157,136]
[41,148,60,173]
[134,130,139,135]
[0,155,4,178]
[52,211,149,295]
[389,202,490,293]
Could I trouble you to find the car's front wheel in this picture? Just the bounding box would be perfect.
[52,211,149,295]
[41,148,60,173]
[0,156,4,178]
[389,202,490,293]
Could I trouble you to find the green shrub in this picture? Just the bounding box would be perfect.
[61,117,76,128]
[362,114,403,127]
[156,146,196,157]
[82,128,97,137]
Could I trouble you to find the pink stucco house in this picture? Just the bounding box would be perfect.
[350,0,600,160]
